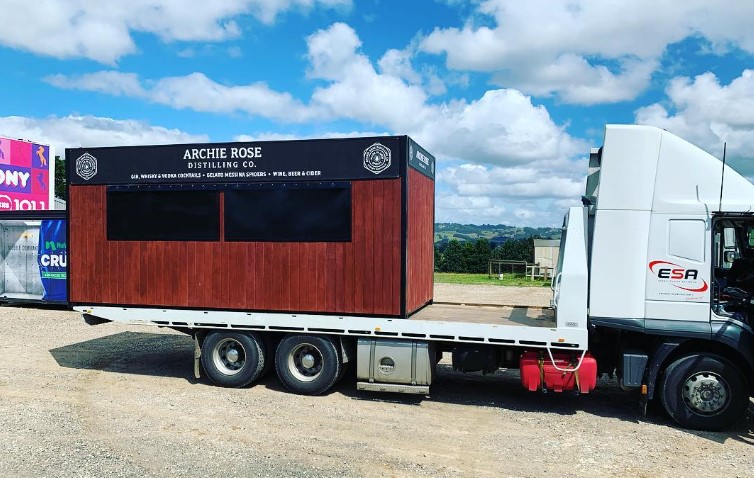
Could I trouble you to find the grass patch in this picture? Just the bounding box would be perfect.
[434,272,551,287]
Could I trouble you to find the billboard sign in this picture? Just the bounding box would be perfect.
[0,217,67,304]
[38,219,67,302]
[66,136,403,185]
[0,136,54,211]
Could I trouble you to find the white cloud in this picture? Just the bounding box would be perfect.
[635,70,754,168]
[436,192,567,226]
[305,23,431,129]
[42,22,590,225]
[439,163,584,199]
[0,0,351,64]
[436,193,507,224]
[149,73,314,121]
[434,158,585,225]
[412,89,585,165]
[306,22,365,81]
[46,71,314,122]
[0,115,207,157]
[46,72,146,97]
[48,24,583,168]
[421,0,754,104]
[303,23,584,166]
[493,55,657,106]
[233,130,387,142]
[378,48,422,85]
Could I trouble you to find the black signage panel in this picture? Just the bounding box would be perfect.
[407,138,435,180]
[67,136,403,185]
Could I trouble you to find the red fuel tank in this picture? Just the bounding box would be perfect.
[520,351,597,393]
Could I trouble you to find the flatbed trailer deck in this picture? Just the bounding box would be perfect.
[410,303,554,327]
[77,303,583,350]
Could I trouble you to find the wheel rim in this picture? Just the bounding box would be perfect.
[682,371,730,416]
[212,338,246,376]
[287,343,323,382]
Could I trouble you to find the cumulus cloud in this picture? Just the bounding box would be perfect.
[43,22,590,225]
[234,130,388,142]
[435,157,586,225]
[0,115,207,156]
[493,56,658,105]
[411,89,585,164]
[421,0,754,104]
[49,23,583,168]
[306,23,431,129]
[46,72,146,97]
[46,71,314,122]
[0,0,351,64]
[436,192,572,226]
[303,23,584,166]
[439,163,584,199]
[378,48,426,87]
[635,70,754,173]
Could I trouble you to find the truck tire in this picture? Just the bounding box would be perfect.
[258,334,275,379]
[201,331,266,388]
[658,353,749,431]
[275,334,341,395]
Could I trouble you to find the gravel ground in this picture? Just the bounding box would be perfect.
[0,289,752,478]
[433,283,551,307]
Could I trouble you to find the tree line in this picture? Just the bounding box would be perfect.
[435,237,536,273]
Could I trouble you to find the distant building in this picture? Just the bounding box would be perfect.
[54,198,66,210]
[534,239,560,269]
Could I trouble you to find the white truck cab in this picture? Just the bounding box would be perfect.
[555,125,754,429]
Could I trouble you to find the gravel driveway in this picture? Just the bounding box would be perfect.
[433,283,552,307]
[0,290,752,477]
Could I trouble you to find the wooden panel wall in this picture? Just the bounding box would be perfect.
[69,179,403,316]
[406,169,435,315]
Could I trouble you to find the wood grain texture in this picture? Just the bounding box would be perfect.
[406,169,435,315]
[69,180,408,316]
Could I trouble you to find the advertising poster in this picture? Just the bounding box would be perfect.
[0,217,67,304]
[0,136,54,211]
[38,219,67,302]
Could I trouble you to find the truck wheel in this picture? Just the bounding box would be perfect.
[275,335,341,395]
[659,353,749,431]
[258,334,275,379]
[201,331,266,388]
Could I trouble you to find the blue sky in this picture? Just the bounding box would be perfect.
[1,0,753,226]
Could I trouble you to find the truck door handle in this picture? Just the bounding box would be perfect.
[551,272,562,291]
[551,273,563,308]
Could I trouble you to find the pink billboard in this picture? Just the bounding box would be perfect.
[0,136,54,211]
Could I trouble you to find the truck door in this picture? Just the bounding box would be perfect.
[644,214,711,325]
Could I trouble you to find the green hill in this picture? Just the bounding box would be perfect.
[434,223,560,246]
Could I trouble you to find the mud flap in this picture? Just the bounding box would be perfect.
[194,334,202,379]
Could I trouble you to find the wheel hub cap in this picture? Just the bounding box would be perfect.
[226,348,240,363]
[683,372,728,415]
[301,353,316,369]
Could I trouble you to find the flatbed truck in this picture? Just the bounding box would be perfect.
[70,125,754,431]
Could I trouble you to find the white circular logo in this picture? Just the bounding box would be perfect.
[363,143,391,175]
[75,153,98,181]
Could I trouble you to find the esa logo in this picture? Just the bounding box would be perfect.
[648,260,708,293]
